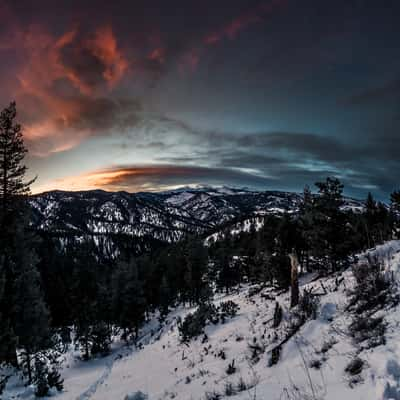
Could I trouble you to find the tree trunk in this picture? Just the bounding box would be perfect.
[289,253,299,308]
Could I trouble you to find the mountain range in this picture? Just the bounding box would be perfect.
[29,187,365,256]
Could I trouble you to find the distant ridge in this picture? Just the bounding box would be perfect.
[29,187,365,257]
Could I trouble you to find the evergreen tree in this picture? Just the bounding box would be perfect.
[391,190,400,213]
[159,274,172,318]
[298,185,314,271]
[34,358,49,397]
[69,243,110,360]
[0,101,51,371]
[390,190,400,238]
[310,177,351,272]
[289,252,299,307]
[376,201,393,243]
[364,192,378,247]
[268,214,300,288]
[215,245,237,293]
[14,225,51,382]
[183,239,209,305]
[0,102,35,219]
[112,258,146,341]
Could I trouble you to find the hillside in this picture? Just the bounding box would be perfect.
[4,240,400,400]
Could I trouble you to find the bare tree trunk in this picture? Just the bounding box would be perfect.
[289,253,299,308]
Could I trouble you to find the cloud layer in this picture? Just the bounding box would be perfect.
[1,0,399,199]
[0,0,288,156]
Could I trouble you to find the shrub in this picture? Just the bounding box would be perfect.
[124,391,148,400]
[179,313,203,342]
[347,260,396,350]
[226,359,236,375]
[349,315,385,348]
[236,377,248,392]
[268,345,281,366]
[319,337,337,354]
[47,367,64,392]
[224,382,237,396]
[35,359,49,398]
[0,372,12,395]
[298,289,319,321]
[248,286,263,297]
[179,301,240,342]
[90,322,112,356]
[217,349,226,360]
[226,376,258,395]
[350,259,398,314]
[309,359,322,369]
[204,390,221,400]
[178,303,218,342]
[345,357,364,375]
[219,301,239,320]
[248,338,265,363]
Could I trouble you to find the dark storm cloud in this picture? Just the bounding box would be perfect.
[230,132,399,196]
[59,42,105,92]
[235,132,356,162]
[0,14,140,155]
[61,97,142,133]
[152,120,400,198]
[0,0,290,156]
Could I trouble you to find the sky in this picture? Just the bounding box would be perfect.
[0,0,399,199]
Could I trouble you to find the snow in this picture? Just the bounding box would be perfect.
[165,192,196,205]
[204,216,265,245]
[3,241,400,400]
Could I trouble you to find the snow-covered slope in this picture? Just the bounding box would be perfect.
[4,241,400,400]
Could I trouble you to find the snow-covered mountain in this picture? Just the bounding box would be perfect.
[29,187,365,255]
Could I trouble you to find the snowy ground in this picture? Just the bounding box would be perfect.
[4,240,400,400]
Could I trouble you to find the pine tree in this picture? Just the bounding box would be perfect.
[183,239,209,305]
[71,246,106,360]
[391,190,400,213]
[47,366,64,392]
[0,101,48,369]
[311,177,351,272]
[0,102,35,217]
[298,185,314,271]
[0,255,17,366]
[390,190,400,238]
[14,226,51,382]
[215,246,235,293]
[34,358,49,397]
[364,192,378,247]
[112,258,146,342]
[289,252,299,308]
[376,201,393,243]
[159,274,172,318]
